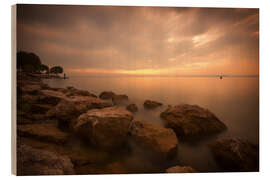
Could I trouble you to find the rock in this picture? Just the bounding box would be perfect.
[166,166,197,173]
[73,106,133,149]
[209,138,259,171]
[99,91,115,100]
[112,94,129,105]
[46,100,81,127]
[20,94,39,104]
[160,104,227,140]
[17,111,47,122]
[21,84,42,95]
[126,104,138,113]
[39,90,66,105]
[17,143,74,175]
[46,96,113,128]
[143,100,162,109]
[129,120,178,160]
[17,116,34,124]
[17,123,70,144]
[66,87,97,98]
[105,161,128,174]
[29,104,53,114]
[69,96,113,112]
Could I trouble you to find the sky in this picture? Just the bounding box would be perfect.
[17,5,259,76]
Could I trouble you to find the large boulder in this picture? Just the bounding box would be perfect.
[165,165,197,173]
[209,138,259,172]
[46,96,113,128]
[99,91,115,100]
[112,94,129,105]
[17,123,70,144]
[143,100,162,109]
[126,103,138,113]
[46,100,81,127]
[17,143,74,175]
[73,106,133,150]
[160,104,227,140]
[129,120,178,161]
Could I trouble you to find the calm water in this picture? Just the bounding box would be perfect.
[43,76,259,172]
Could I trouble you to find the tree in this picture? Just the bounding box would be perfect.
[50,66,63,75]
[17,51,41,72]
[40,64,49,74]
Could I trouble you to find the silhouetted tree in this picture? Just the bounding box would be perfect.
[50,66,63,75]
[40,64,49,74]
[17,51,41,72]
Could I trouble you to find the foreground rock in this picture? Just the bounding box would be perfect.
[166,166,197,173]
[73,106,133,150]
[143,100,162,109]
[129,120,178,161]
[17,123,69,144]
[112,94,129,105]
[99,91,115,100]
[209,138,259,171]
[126,104,138,113]
[161,104,227,140]
[17,143,74,175]
[46,96,113,128]
[21,84,42,95]
[46,100,81,128]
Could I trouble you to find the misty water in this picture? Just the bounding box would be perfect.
[43,76,259,172]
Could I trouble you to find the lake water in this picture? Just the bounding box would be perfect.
[43,76,259,172]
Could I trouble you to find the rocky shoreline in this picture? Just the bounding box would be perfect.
[16,73,259,175]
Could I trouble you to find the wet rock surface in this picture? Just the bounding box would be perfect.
[99,91,115,100]
[209,138,259,172]
[73,106,133,149]
[129,120,178,161]
[126,103,138,113]
[161,104,227,140]
[17,143,74,175]
[143,100,163,109]
[17,123,70,144]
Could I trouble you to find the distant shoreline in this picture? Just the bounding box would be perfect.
[53,75,259,78]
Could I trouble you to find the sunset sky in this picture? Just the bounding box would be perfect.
[17,5,259,76]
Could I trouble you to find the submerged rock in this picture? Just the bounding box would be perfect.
[165,165,197,173]
[17,123,70,144]
[126,103,138,113]
[112,94,129,105]
[143,100,163,109]
[160,104,227,140]
[99,91,115,100]
[17,143,74,175]
[129,120,178,161]
[209,138,259,172]
[73,106,133,150]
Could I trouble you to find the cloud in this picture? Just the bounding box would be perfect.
[17,5,259,76]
